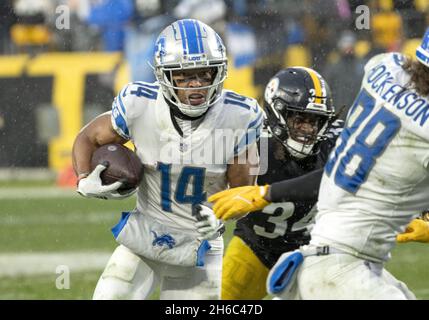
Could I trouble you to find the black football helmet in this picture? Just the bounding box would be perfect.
[264,67,335,159]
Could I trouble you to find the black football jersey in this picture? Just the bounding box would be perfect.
[234,120,343,268]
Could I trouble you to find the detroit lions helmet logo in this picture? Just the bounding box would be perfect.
[151,231,176,249]
[155,36,166,63]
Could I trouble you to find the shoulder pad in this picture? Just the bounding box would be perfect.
[111,81,159,139]
[125,81,160,100]
[364,52,405,74]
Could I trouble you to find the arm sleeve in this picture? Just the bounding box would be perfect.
[268,168,324,203]
[111,84,133,140]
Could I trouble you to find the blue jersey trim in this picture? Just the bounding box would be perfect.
[234,127,261,155]
[112,102,130,138]
[111,211,131,239]
[225,99,250,110]
[117,93,127,115]
[121,86,128,98]
[196,240,211,267]
[247,111,263,129]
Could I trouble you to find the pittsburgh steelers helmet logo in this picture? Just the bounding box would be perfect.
[265,77,279,104]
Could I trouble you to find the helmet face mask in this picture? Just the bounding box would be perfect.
[264,67,335,159]
[154,19,228,118]
[169,67,219,110]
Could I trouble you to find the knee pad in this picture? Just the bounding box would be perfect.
[93,246,157,300]
[102,245,142,282]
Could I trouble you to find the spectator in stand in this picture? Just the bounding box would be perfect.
[371,0,404,51]
[323,30,364,119]
[10,0,52,53]
[86,0,134,51]
[394,0,426,39]
[302,0,343,69]
[0,0,17,54]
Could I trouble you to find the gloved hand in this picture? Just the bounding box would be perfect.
[397,218,429,243]
[208,185,270,220]
[193,203,225,241]
[77,163,136,200]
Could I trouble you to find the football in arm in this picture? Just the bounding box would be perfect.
[91,143,143,194]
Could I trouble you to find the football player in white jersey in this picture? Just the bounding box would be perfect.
[211,28,429,300]
[72,19,263,300]
[271,28,429,300]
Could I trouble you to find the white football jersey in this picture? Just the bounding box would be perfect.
[111,81,263,234]
[311,53,429,262]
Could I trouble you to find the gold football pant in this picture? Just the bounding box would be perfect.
[222,236,269,300]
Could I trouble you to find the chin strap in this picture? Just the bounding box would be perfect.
[166,98,208,121]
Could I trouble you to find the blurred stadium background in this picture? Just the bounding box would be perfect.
[0,0,429,299]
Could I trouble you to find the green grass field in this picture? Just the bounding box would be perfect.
[0,181,428,299]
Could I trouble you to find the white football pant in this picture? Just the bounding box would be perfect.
[93,239,223,300]
[297,253,416,300]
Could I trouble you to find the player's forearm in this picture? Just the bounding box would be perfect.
[266,168,324,203]
[72,131,99,177]
[72,113,126,177]
[227,144,259,187]
[227,163,256,187]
